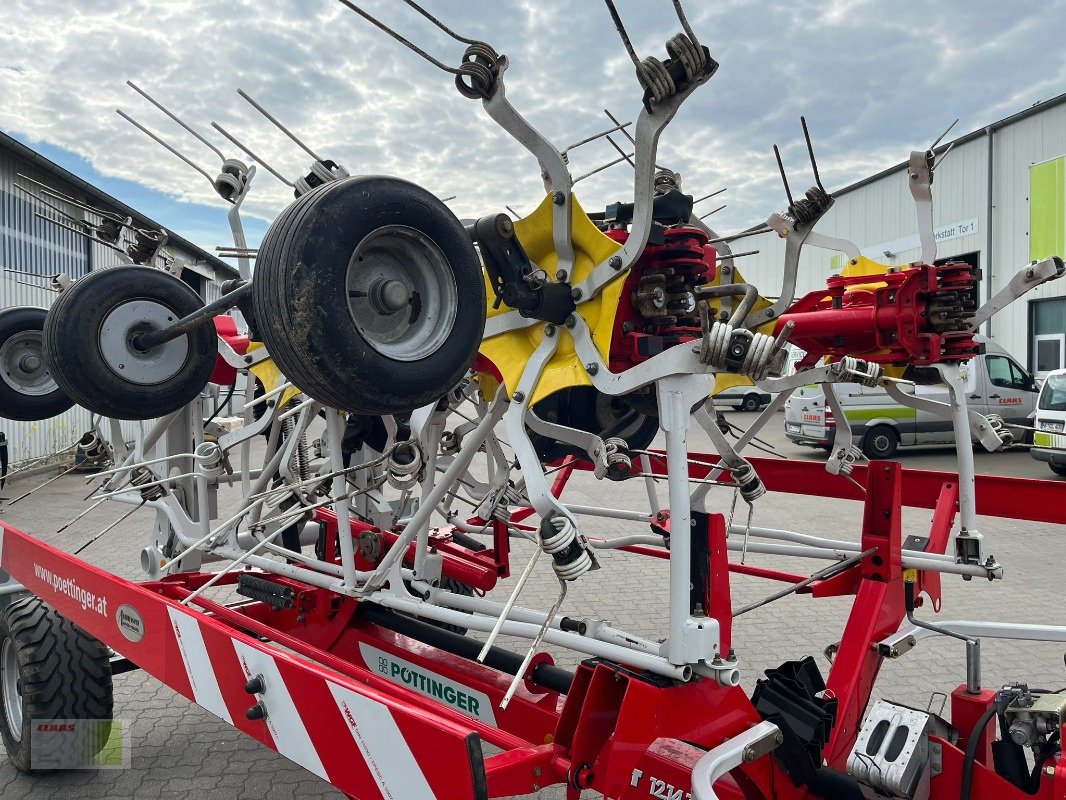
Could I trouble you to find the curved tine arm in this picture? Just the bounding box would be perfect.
[968,256,1065,332]
[692,721,782,800]
[226,164,255,281]
[525,406,609,478]
[908,149,936,264]
[821,382,855,474]
[572,66,716,302]
[741,210,823,330]
[804,230,861,261]
[693,403,746,471]
[481,58,575,278]
[883,380,1004,452]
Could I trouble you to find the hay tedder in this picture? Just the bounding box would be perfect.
[1,2,1065,798]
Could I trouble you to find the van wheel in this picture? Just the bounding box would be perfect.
[862,425,899,459]
[1050,464,1066,477]
[741,394,762,412]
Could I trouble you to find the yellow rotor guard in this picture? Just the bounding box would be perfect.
[246,341,303,409]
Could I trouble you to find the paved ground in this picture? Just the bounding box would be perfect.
[0,411,1063,799]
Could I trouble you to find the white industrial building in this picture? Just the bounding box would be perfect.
[0,130,238,467]
[736,92,1066,378]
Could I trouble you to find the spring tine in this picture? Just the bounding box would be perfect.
[671,0,702,50]
[237,88,323,161]
[117,109,215,183]
[336,0,460,74]
[500,576,567,710]
[211,123,295,187]
[932,140,956,172]
[930,118,960,151]
[707,226,772,244]
[694,187,727,204]
[126,80,226,162]
[800,116,825,192]
[563,121,632,155]
[4,268,50,281]
[399,0,480,46]
[18,174,125,222]
[74,500,145,555]
[699,204,726,220]
[440,195,457,202]
[573,152,634,184]
[57,496,110,533]
[603,134,636,169]
[6,464,79,506]
[773,144,795,209]
[602,0,641,71]
[505,205,522,218]
[13,183,84,222]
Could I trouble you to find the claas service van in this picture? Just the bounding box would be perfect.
[784,338,1037,458]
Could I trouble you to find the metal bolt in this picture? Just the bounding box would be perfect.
[585,363,599,375]
[556,268,567,281]
[532,767,542,777]
[1026,268,1035,279]
[774,732,784,745]
[765,308,773,316]
[743,747,756,762]
[565,314,577,328]
[553,191,566,206]
[1045,765,1056,777]
[512,391,525,403]
[544,324,556,337]
[609,255,623,270]
[244,355,253,363]
[571,287,583,301]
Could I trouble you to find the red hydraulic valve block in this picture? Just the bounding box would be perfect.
[777,262,979,367]
[605,226,717,371]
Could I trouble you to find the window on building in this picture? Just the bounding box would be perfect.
[1030,297,1066,377]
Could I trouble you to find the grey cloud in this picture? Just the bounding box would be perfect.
[1,0,1063,250]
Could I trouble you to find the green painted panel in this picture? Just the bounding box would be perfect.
[843,406,918,422]
[1030,157,1066,261]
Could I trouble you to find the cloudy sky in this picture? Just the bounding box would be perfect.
[1,0,1063,255]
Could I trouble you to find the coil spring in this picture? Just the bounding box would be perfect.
[665,32,705,79]
[636,55,675,105]
[440,430,461,456]
[213,159,247,203]
[833,356,883,387]
[831,444,863,476]
[387,441,422,489]
[603,437,633,480]
[126,228,167,265]
[539,516,593,581]
[698,319,780,381]
[195,441,226,479]
[789,186,833,227]
[129,466,165,501]
[281,418,310,483]
[730,460,765,503]
[455,42,500,99]
[76,431,107,463]
[985,414,1014,448]
[95,217,123,246]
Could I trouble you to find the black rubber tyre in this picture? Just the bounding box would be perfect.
[44,267,217,420]
[861,425,899,459]
[1050,464,1066,477]
[0,308,73,421]
[740,393,762,412]
[0,596,113,773]
[252,176,486,415]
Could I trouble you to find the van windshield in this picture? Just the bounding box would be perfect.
[1039,374,1066,411]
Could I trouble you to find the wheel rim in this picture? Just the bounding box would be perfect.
[872,433,891,454]
[594,393,647,441]
[98,300,190,385]
[1,638,23,742]
[0,330,57,397]
[345,225,458,362]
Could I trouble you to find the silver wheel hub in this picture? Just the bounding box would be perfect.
[0,331,56,397]
[346,225,457,362]
[99,300,189,385]
[1,638,22,742]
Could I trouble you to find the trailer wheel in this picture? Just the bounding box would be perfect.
[861,425,899,459]
[0,308,74,421]
[252,176,485,415]
[0,596,113,773]
[1049,464,1066,477]
[740,393,762,412]
[44,266,218,420]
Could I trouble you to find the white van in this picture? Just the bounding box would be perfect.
[1030,368,1066,476]
[784,339,1038,458]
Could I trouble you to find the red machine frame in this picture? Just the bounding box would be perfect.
[2,455,1064,800]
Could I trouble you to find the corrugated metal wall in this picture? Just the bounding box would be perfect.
[736,103,1066,367]
[0,141,232,468]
